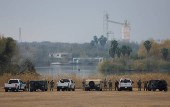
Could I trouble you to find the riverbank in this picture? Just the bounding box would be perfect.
[97,58,170,71]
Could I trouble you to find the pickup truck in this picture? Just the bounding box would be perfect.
[4,79,26,92]
[118,78,134,91]
[57,78,75,91]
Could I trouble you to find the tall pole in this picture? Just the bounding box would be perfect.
[106,13,109,40]
[19,27,22,42]
[103,11,105,37]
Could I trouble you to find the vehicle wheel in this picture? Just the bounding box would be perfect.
[45,89,47,91]
[118,88,121,91]
[16,87,19,92]
[5,89,8,92]
[159,89,162,91]
[89,81,95,87]
[164,87,167,91]
[148,87,151,91]
[34,89,36,91]
[72,87,75,91]
[42,88,45,91]
[85,87,88,91]
[62,89,65,91]
[97,87,100,91]
[68,88,71,91]
[129,88,132,91]
[23,87,26,91]
[152,87,156,91]
[30,89,33,92]
[12,89,15,92]
[57,88,60,91]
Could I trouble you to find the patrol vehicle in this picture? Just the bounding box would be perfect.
[118,78,134,91]
[4,79,26,92]
[85,79,102,91]
[57,78,75,91]
[148,79,167,91]
[30,80,48,92]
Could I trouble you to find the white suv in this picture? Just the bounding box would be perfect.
[118,78,134,91]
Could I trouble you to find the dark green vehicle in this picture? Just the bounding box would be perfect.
[30,80,48,92]
[148,80,167,91]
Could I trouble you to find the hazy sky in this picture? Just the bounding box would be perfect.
[0,0,170,43]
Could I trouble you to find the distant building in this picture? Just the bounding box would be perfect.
[49,53,72,58]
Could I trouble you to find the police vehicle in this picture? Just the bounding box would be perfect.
[57,78,75,91]
[4,79,26,92]
[118,78,134,91]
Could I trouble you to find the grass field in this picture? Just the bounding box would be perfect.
[0,87,169,107]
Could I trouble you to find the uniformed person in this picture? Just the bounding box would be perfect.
[108,80,112,91]
[115,80,119,91]
[50,80,54,91]
[143,81,148,91]
[137,79,142,91]
[26,80,29,91]
[82,79,85,91]
[103,78,107,91]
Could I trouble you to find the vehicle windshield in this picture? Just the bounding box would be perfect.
[9,80,18,84]
[150,80,159,84]
[60,79,70,83]
[120,79,131,83]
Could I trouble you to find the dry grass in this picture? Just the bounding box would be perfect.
[0,72,170,89]
[0,88,170,107]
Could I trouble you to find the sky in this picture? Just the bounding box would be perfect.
[0,0,170,43]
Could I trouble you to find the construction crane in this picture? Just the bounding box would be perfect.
[103,12,131,41]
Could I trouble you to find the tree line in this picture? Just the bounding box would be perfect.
[0,36,35,75]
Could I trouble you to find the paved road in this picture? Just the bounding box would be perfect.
[0,88,170,107]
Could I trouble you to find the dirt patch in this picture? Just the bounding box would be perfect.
[0,88,170,107]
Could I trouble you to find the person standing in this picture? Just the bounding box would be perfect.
[115,80,119,91]
[26,80,30,91]
[137,79,142,91]
[50,80,54,91]
[143,81,148,91]
[82,79,85,91]
[108,80,112,91]
[103,78,107,91]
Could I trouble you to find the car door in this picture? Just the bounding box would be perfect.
[71,80,74,89]
[20,80,25,89]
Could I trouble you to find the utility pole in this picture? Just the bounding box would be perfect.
[19,27,22,42]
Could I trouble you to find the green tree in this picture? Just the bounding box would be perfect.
[110,40,118,49]
[109,40,118,58]
[99,35,107,46]
[93,36,98,46]
[0,36,20,75]
[90,40,95,47]
[161,48,169,60]
[126,46,132,57]
[116,47,121,58]
[120,45,127,56]
[143,40,152,57]
[109,48,114,58]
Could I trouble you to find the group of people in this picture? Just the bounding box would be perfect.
[82,79,149,91]
[82,78,119,91]
[26,79,148,91]
[25,80,55,91]
[137,79,148,91]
